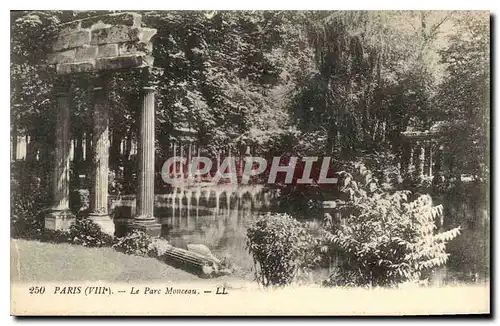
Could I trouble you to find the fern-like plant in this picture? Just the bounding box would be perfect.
[323,162,460,287]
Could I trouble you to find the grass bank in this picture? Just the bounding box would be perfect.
[11,238,201,283]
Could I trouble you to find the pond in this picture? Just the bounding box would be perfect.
[155,185,270,278]
[114,184,489,285]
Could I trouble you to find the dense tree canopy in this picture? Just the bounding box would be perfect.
[10,10,490,178]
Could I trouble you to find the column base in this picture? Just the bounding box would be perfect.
[129,218,162,237]
[88,213,115,236]
[45,209,75,231]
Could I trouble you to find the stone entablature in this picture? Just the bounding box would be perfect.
[47,12,156,75]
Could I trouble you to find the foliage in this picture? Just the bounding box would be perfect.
[436,12,490,179]
[246,213,320,287]
[11,216,45,240]
[113,231,156,257]
[70,189,90,215]
[11,162,51,221]
[68,219,114,248]
[149,237,172,257]
[273,183,324,220]
[11,10,489,181]
[11,215,70,244]
[322,163,460,287]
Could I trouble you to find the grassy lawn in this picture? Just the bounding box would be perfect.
[11,238,201,283]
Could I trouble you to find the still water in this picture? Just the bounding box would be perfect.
[155,185,272,278]
[116,184,489,285]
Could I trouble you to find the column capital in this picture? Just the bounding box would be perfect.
[142,67,164,90]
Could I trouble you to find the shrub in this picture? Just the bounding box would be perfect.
[149,237,171,257]
[246,213,320,287]
[68,219,114,248]
[274,184,324,220]
[11,216,45,240]
[11,162,50,221]
[323,163,460,287]
[70,189,90,216]
[11,215,71,244]
[113,231,156,257]
[40,228,72,244]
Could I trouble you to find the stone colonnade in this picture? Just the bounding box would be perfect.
[43,12,161,236]
[401,133,445,180]
[165,141,254,181]
[45,67,162,236]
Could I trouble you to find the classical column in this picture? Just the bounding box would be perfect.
[180,144,185,178]
[11,120,18,162]
[409,144,414,170]
[45,77,75,230]
[216,149,221,171]
[196,146,201,181]
[428,142,434,177]
[187,142,193,180]
[88,74,114,235]
[405,142,414,176]
[415,141,425,179]
[172,141,177,177]
[130,67,162,236]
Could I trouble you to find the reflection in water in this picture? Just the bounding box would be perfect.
[156,184,273,275]
[145,183,487,284]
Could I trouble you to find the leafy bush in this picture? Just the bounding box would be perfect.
[274,183,324,220]
[11,162,50,221]
[149,237,171,257]
[11,215,71,244]
[11,216,45,240]
[70,189,90,215]
[113,231,156,257]
[246,213,320,287]
[68,219,114,248]
[40,228,72,244]
[323,162,461,287]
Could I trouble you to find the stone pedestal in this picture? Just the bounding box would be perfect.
[89,73,114,235]
[45,78,75,230]
[131,67,162,237]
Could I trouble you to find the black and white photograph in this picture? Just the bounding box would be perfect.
[8,8,490,316]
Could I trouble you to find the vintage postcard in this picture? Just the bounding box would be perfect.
[10,10,490,316]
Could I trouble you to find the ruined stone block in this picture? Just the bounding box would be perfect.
[47,49,76,65]
[58,20,82,35]
[81,12,142,29]
[90,25,157,45]
[75,45,98,61]
[91,26,140,45]
[56,61,95,75]
[53,29,91,52]
[137,28,157,43]
[118,42,153,56]
[97,44,119,58]
[95,55,147,71]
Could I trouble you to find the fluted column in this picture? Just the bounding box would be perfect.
[88,74,114,235]
[45,77,75,230]
[428,142,433,177]
[188,142,193,179]
[131,67,162,236]
[173,141,177,177]
[415,141,425,179]
[408,144,414,173]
